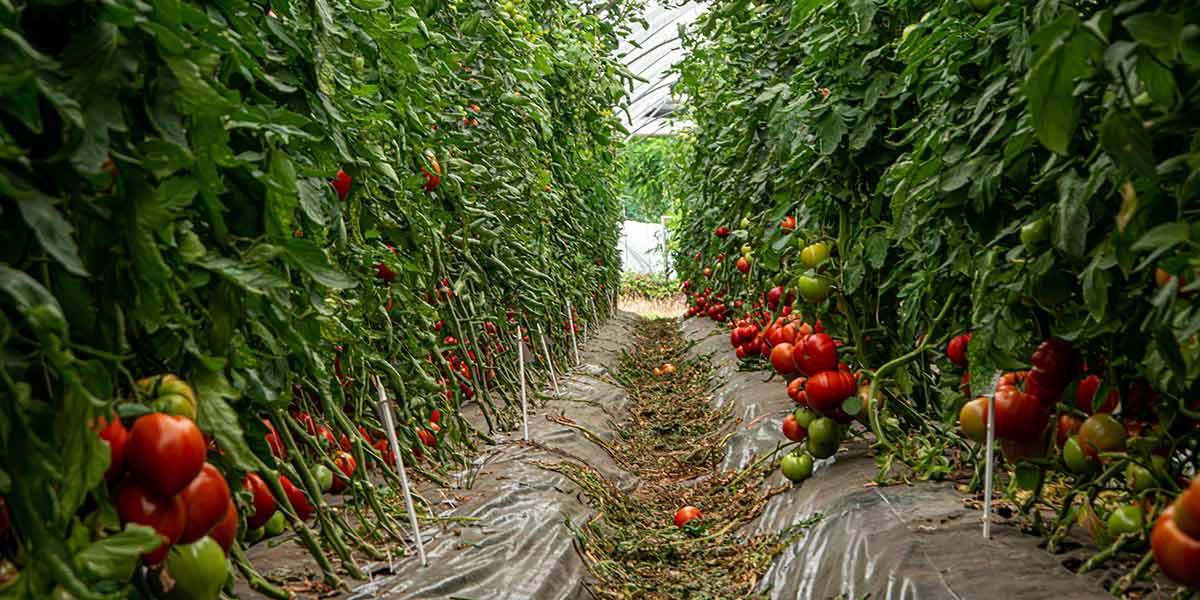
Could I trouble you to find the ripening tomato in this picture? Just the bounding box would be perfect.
[804,370,856,416]
[208,501,237,555]
[279,475,312,521]
[1077,413,1125,459]
[1171,477,1200,539]
[95,415,129,480]
[781,414,807,442]
[986,387,1045,441]
[799,242,829,268]
[116,480,187,565]
[793,333,837,376]
[1056,414,1082,448]
[958,397,987,443]
[242,473,277,530]
[770,343,798,375]
[1151,507,1200,590]
[179,463,233,544]
[736,257,750,273]
[422,155,442,192]
[1074,375,1119,414]
[946,333,970,368]
[331,452,357,493]
[674,505,701,528]
[126,413,206,498]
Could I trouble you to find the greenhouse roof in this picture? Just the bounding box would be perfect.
[618,2,706,139]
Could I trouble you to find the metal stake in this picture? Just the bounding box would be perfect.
[565,299,580,365]
[537,323,561,397]
[373,377,427,566]
[983,371,1000,540]
[517,328,528,441]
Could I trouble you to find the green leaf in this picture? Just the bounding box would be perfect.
[75,523,161,581]
[815,109,845,156]
[1123,13,1180,51]
[841,394,863,416]
[264,149,298,240]
[1132,222,1189,252]
[1054,172,1090,258]
[283,238,357,289]
[1100,113,1156,177]
[193,369,264,472]
[0,264,67,333]
[192,256,288,295]
[1025,19,1099,154]
[0,172,88,276]
[1081,259,1111,320]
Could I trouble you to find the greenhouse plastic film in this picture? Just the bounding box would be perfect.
[343,313,640,599]
[681,317,1139,600]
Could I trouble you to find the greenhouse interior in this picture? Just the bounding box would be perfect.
[1,0,1199,598]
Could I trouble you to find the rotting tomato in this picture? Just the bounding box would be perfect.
[793,333,837,376]
[242,473,276,530]
[1077,413,1126,459]
[674,505,701,528]
[958,397,987,443]
[804,370,856,416]
[116,479,187,565]
[781,414,807,442]
[95,414,129,480]
[179,463,232,544]
[1151,507,1200,590]
[167,536,228,600]
[126,413,206,498]
[279,475,313,521]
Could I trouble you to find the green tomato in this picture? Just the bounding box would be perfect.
[797,275,832,303]
[264,511,287,537]
[167,537,228,600]
[792,406,819,429]
[152,394,197,421]
[740,216,751,229]
[967,0,996,12]
[1106,504,1144,536]
[245,527,264,544]
[799,242,829,268]
[1126,455,1168,492]
[1019,219,1048,249]
[740,244,753,256]
[314,465,334,492]
[780,452,814,482]
[902,23,918,41]
[1062,436,1096,475]
[807,417,839,459]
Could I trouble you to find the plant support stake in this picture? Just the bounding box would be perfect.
[373,377,427,567]
[517,328,529,441]
[566,299,580,365]
[983,371,1001,540]
[537,324,561,397]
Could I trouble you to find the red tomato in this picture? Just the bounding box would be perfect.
[331,452,358,493]
[1172,478,1200,538]
[986,387,1045,441]
[1151,507,1200,590]
[786,377,806,403]
[279,475,312,521]
[767,286,785,309]
[1073,375,1118,414]
[770,343,798,375]
[780,215,796,232]
[1029,338,1080,387]
[714,226,730,238]
[179,463,233,544]
[781,414,807,442]
[1024,368,1062,405]
[263,419,286,460]
[794,333,837,376]
[208,501,238,555]
[946,333,970,368]
[242,473,276,530]
[674,505,701,528]
[417,428,436,447]
[805,370,856,416]
[0,497,9,539]
[126,414,205,498]
[960,371,971,397]
[330,169,352,201]
[116,480,187,565]
[736,257,750,273]
[95,414,129,480]
[316,426,337,450]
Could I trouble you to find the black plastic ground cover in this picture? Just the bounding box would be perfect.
[679,316,1145,600]
[340,313,641,600]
